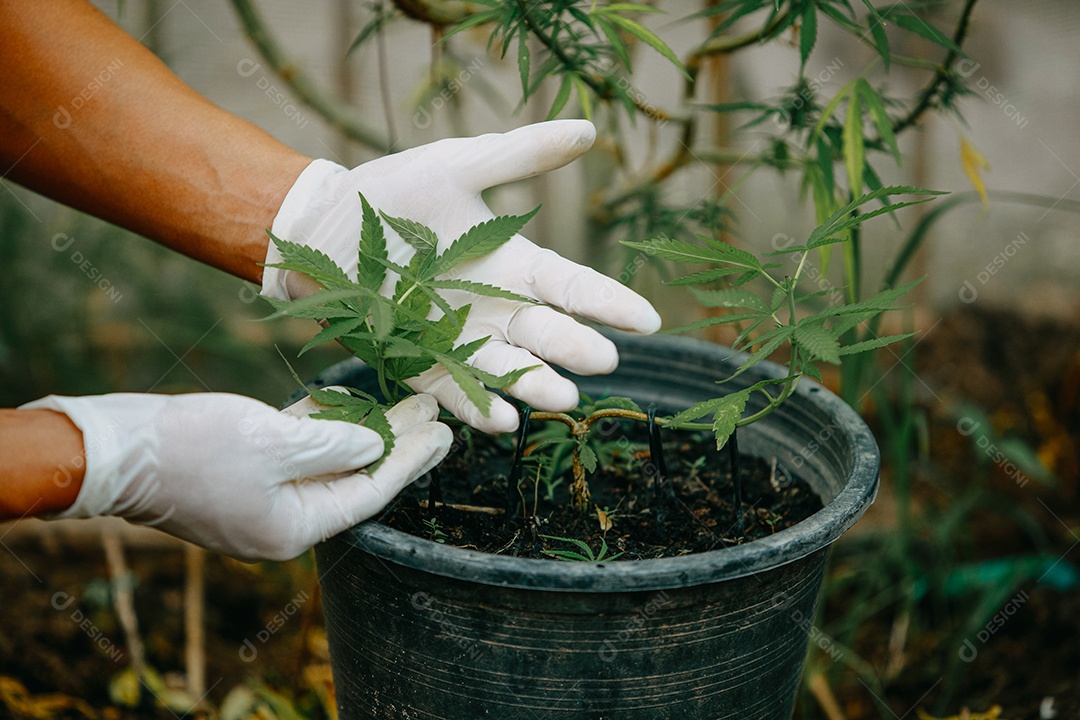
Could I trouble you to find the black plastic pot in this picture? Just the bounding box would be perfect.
[297,332,879,720]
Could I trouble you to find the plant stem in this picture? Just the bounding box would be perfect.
[888,0,980,136]
[505,406,531,522]
[692,10,790,58]
[728,427,744,534]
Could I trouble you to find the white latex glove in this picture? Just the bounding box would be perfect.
[263,120,662,433]
[20,390,451,562]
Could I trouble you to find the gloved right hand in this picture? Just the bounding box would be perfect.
[263,120,662,434]
[19,389,451,561]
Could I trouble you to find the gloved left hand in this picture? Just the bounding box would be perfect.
[20,390,450,561]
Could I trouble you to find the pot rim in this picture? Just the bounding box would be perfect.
[303,333,880,593]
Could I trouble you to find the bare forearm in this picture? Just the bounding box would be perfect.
[0,0,310,282]
[0,409,85,519]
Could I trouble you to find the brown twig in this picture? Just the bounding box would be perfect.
[101,529,146,676]
[183,544,206,699]
[418,500,504,514]
[392,0,474,26]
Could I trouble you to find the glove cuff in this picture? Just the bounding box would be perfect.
[18,395,133,519]
[262,158,349,301]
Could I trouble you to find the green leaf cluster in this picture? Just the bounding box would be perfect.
[445,1,685,121]
[627,185,943,449]
[265,193,540,419]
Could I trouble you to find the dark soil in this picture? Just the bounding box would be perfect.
[378,422,823,561]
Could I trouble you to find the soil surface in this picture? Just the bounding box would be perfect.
[379,423,823,561]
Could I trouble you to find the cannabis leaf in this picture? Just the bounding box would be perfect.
[629,186,943,448]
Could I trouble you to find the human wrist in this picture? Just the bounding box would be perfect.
[1,408,85,518]
[261,158,349,300]
[17,395,149,519]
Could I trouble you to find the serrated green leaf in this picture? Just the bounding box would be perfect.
[370,299,395,339]
[666,396,728,427]
[596,3,664,13]
[810,79,855,145]
[430,278,534,303]
[444,360,493,416]
[259,288,366,321]
[579,444,598,473]
[661,312,763,335]
[837,332,917,356]
[443,335,487,363]
[691,287,767,312]
[712,390,750,450]
[363,405,395,457]
[725,325,797,382]
[357,194,387,294]
[596,16,631,70]
[599,13,688,77]
[623,237,761,270]
[434,207,539,275]
[379,212,438,256]
[347,10,388,56]
[266,232,354,290]
[441,9,501,42]
[664,266,747,285]
[808,186,946,247]
[866,8,890,72]
[806,277,922,324]
[891,13,965,55]
[468,363,540,390]
[800,2,817,69]
[859,79,900,163]
[517,25,531,100]
[299,317,365,355]
[261,295,357,320]
[573,74,592,121]
[843,85,865,194]
[547,75,573,120]
[793,323,842,364]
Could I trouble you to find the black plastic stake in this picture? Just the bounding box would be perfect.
[647,404,675,525]
[727,427,744,534]
[504,406,531,524]
[426,466,442,517]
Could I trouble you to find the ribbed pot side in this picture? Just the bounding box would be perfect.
[304,332,879,720]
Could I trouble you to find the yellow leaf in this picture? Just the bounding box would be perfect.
[961,136,991,209]
[596,505,612,533]
[0,676,95,719]
[916,705,1002,720]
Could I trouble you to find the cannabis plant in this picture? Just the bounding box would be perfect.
[270,184,939,511]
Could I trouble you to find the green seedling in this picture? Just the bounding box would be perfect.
[422,516,448,543]
[541,534,623,563]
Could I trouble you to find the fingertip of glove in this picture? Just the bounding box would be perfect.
[385,393,440,433]
[465,400,520,435]
[314,420,386,468]
[550,118,596,151]
[637,307,663,335]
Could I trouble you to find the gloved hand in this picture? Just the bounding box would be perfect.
[20,390,451,561]
[263,120,661,433]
